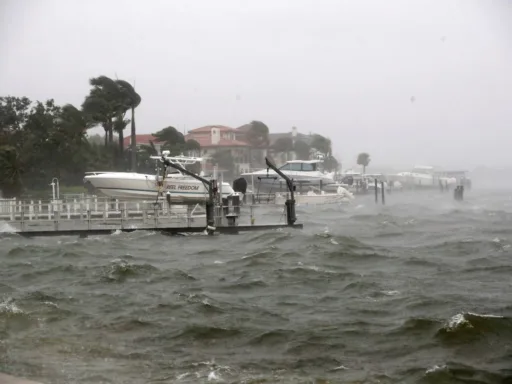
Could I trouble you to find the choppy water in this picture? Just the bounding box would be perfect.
[1,190,512,384]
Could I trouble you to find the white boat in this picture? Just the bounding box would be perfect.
[241,159,336,192]
[275,185,354,206]
[83,155,235,203]
[389,165,457,188]
[327,171,403,194]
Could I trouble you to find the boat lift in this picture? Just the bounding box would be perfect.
[264,157,297,226]
[155,152,217,235]
[156,153,298,232]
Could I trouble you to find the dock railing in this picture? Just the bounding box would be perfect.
[0,196,276,234]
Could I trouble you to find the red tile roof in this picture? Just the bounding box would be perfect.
[188,125,236,133]
[123,134,162,147]
[186,134,249,147]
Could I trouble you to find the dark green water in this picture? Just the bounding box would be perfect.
[1,190,511,383]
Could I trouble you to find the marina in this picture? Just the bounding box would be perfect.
[0,161,473,238]
[0,157,304,237]
[1,2,505,382]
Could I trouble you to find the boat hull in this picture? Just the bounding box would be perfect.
[84,173,235,203]
[240,173,336,193]
[388,173,457,189]
[275,186,354,205]
[275,193,352,205]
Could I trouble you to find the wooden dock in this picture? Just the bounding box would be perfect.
[0,196,302,237]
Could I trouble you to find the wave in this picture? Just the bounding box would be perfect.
[421,362,512,384]
[101,259,159,283]
[173,324,241,341]
[0,298,38,333]
[436,312,512,344]
[248,329,294,346]
[417,239,505,257]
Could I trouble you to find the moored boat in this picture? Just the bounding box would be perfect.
[83,154,235,203]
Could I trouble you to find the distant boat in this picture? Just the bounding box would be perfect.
[388,165,468,188]
[275,185,355,205]
[240,159,336,192]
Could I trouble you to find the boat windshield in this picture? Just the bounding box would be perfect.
[412,167,433,175]
[279,162,318,172]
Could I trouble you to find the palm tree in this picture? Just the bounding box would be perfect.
[82,76,127,147]
[273,137,294,153]
[115,80,141,171]
[311,134,332,157]
[185,139,201,157]
[246,120,270,165]
[272,137,294,162]
[137,141,159,174]
[0,145,23,197]
[113,114,130,155]
[357,152,371,174]
[60,104,94,135]
[294,140,311,160]
[153,126,186,155]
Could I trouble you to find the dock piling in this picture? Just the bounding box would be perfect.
[225,194,240,227]
[205,201,215,235]
[285,199,297,225]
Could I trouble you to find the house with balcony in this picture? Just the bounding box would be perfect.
[185,125,252,173]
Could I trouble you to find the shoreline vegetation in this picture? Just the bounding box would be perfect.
[0,74,339,199]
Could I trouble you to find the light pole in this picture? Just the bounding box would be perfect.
[50,178,60,201]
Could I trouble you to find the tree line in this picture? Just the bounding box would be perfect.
[0,75,339,198]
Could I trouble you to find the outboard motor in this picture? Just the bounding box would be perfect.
[232,177,248,194]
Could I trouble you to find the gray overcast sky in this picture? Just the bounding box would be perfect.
[1,0,511,170]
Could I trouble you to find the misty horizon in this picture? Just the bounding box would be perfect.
[1,0,511,170]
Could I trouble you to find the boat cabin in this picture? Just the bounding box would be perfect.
[434,170,468,178]
[278,160,323,172]
[411,165,435,175]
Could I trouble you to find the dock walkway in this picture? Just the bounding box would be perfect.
[0,196,299,236]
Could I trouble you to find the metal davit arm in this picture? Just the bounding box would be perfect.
[265,157,295,201]
[159,155,214,200]
[264,157,297,225]
[159,155,216,234]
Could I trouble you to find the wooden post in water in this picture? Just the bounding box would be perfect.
[374,179,378,204]
[381,181,385,205]
[20,208,25,232]
[54,207,59,231]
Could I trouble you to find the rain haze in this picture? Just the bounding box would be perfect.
[1,0,511,171]
[5,3,512,384]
